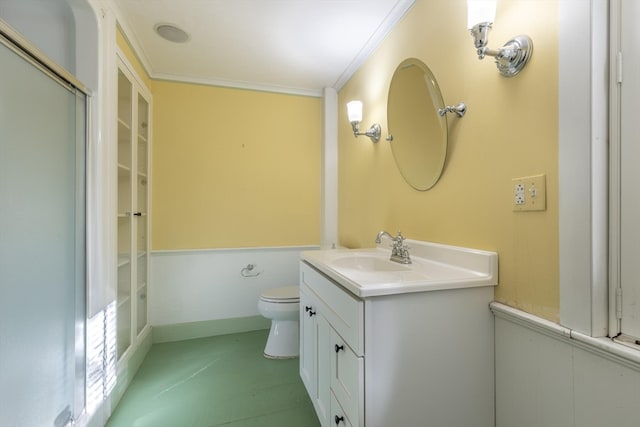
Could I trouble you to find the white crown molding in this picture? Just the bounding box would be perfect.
[332,0,416,91]
[106,0,154,78]
[151,71,323,98]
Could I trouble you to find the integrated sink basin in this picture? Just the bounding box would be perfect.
[301,239,498,297]
[330,253,409,272]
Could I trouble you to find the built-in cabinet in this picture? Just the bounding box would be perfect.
[300,260,495,427]
[116,53,151,360]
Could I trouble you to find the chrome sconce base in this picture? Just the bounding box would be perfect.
[351,122,381,143]
[470,23,533,77]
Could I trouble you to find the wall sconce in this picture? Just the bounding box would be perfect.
[347,100,381,143]
[467,0,533,77]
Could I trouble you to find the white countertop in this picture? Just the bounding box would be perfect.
[300,239,498,298]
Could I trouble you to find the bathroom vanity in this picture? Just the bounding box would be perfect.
[299,239,498,427]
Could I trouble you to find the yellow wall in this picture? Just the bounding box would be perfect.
[116,28,322,250]
[151,81,322,249]
[338,0,559,320]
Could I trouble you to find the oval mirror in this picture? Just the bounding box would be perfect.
[387,58,447,191]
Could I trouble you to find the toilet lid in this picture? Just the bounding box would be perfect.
[260,286,299,303]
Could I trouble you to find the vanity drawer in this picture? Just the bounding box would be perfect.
[300,262,364,356]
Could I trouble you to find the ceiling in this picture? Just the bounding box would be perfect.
[112,0,415,97]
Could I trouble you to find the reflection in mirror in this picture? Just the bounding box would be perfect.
[387,58,447,191]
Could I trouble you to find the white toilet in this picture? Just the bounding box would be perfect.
[257,286,300,359]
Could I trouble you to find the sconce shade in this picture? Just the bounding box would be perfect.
[467,0,496,28]
[346,100,381,142]
[347,100,363,123]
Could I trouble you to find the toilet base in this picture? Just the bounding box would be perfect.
[263,319,299,359]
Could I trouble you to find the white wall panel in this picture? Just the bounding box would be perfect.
[573,347,640,427]
[495,317,573,427]
[150,246,317,326]
[494,304,640,427]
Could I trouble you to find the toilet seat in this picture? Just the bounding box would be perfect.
[260,286,299,304]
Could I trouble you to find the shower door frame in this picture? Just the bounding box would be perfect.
[0,19,90,426]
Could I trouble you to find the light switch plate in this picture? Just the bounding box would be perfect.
[512,174,546,211]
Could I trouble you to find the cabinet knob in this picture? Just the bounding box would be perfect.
[133,212,142,216]
[335,344,344,353]
[334,415,345,425]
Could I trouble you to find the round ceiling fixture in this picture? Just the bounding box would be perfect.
[154,23,190,43]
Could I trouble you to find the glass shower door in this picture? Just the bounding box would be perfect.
[0,35,86,426]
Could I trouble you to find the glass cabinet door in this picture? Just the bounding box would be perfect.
[117,68,132,359]
[136,94,149,335]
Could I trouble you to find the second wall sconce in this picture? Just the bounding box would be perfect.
[347,100,381,143]
[467,0,533,77]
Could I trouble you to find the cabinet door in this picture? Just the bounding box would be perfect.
[300,287,316,395]
[116,67,133,359]
[135,92,149,335]
[300,286,331,427]
[331,329,363,426]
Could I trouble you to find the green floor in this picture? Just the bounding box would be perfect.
[106,330,320,427]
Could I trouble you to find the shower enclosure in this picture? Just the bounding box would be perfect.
[0,26,88,426]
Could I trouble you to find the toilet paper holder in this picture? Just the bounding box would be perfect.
[241,264,261,277]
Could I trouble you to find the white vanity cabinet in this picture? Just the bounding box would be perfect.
[300,249,496,427]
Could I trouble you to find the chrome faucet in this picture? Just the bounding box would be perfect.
[375,230,394,244]
[375,230,412,264]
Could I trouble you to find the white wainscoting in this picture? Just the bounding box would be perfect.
[150,246,318,327]
[493,302,640,427]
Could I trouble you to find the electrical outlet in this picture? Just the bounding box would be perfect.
[512,174,546,212]
[514,183,525,205]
